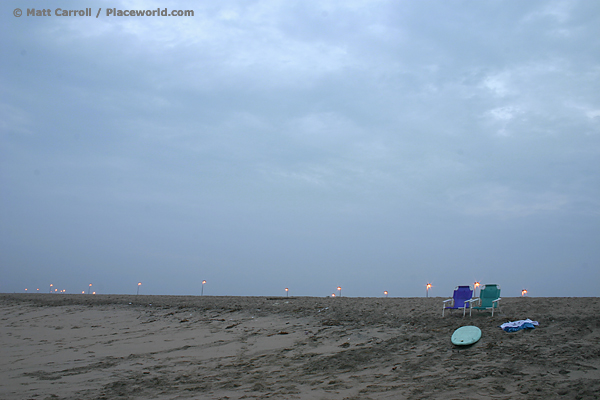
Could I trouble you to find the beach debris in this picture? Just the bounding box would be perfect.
[267,331,289,336]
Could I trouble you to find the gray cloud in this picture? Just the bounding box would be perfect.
[1,0,599,297]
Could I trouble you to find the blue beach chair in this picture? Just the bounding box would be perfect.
[442,285,473,317]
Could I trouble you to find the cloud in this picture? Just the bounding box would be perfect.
[448,184,571,218]
[481,73,512,98]
[2,0,599,296]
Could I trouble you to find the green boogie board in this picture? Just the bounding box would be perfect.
[451,326,482,346]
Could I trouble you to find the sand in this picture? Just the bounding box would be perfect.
[1,294,599,400]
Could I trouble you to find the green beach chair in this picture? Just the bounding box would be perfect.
[466,284,501,317]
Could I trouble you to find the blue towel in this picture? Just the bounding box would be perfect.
[502,322,536,332]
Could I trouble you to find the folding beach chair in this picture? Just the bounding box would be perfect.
[442,285,473,317]
[466,284,501,316]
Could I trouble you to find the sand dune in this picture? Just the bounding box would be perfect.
[1,294,599,399]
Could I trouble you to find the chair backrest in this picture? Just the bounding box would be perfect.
[454,286,473,307]
[480,284,501,308]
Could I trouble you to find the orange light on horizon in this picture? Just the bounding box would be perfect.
[426,283,432,298]
[384,291,388,297]
[331,293,336,297]
[521,289,528,296]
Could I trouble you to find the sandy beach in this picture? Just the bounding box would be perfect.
[1,294,598,399]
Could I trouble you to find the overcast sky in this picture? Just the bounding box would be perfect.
[1,0,599,297]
